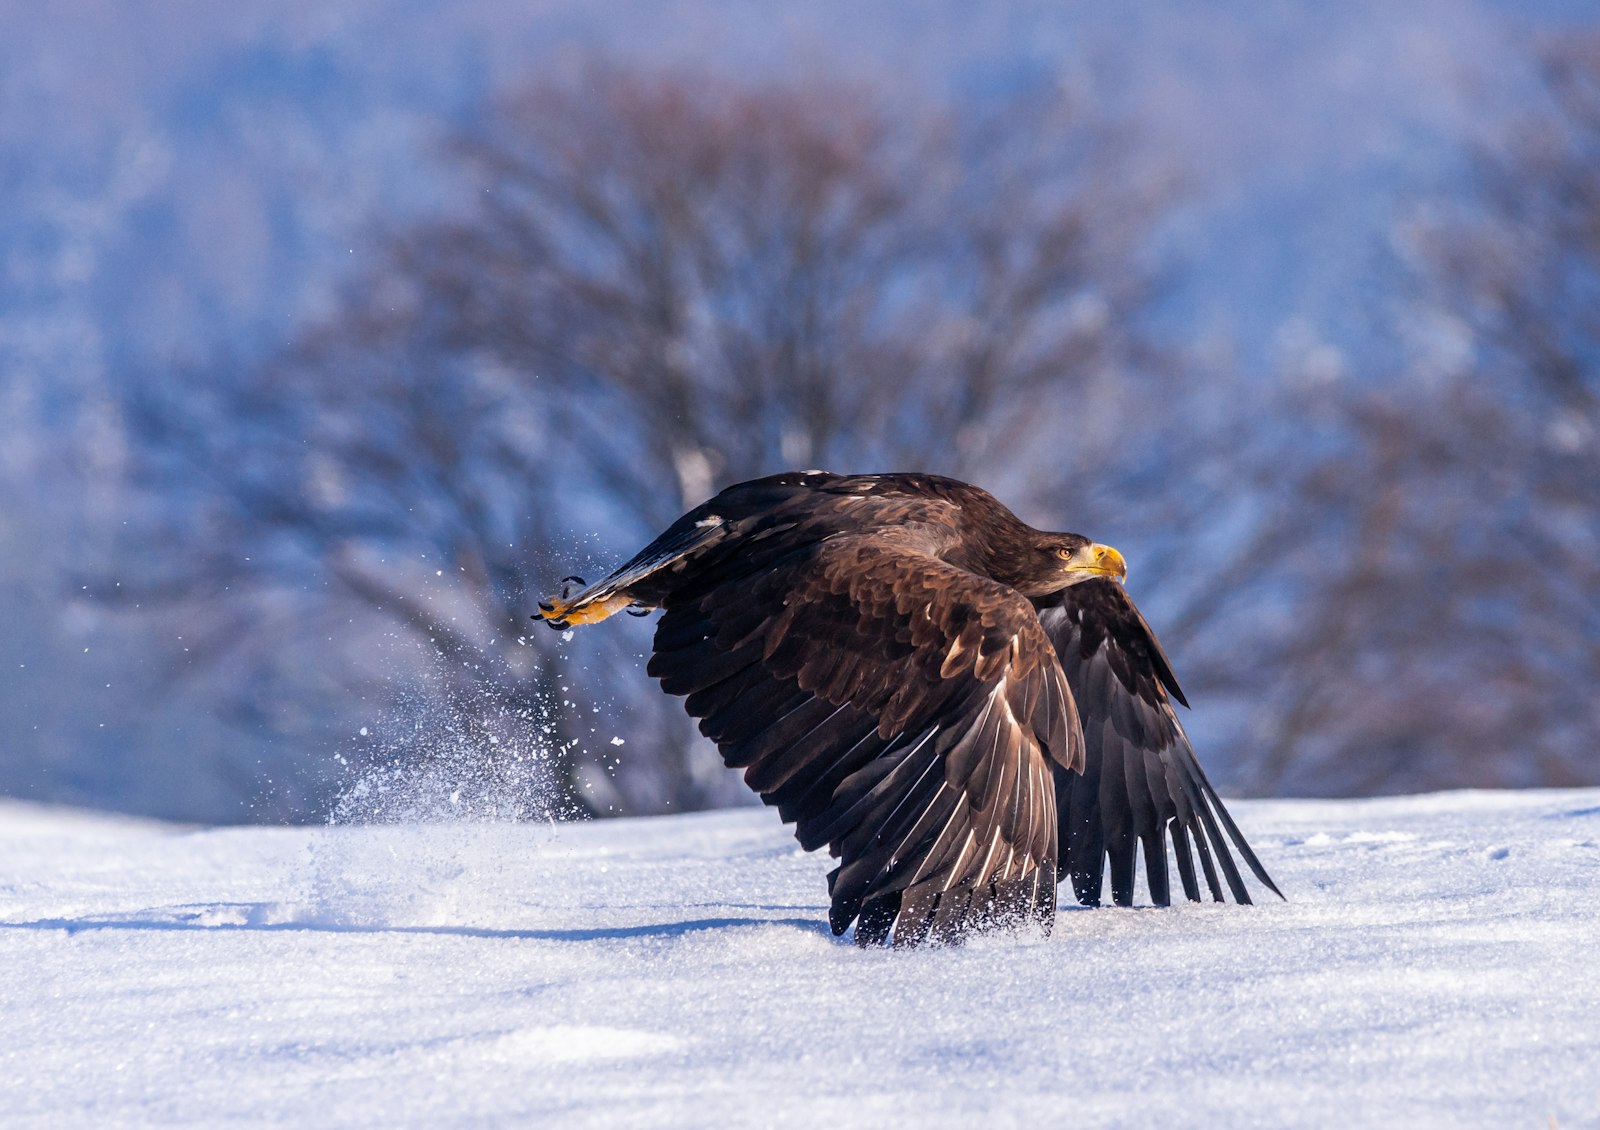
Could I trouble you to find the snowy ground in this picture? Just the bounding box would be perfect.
[1,790,1597,1128]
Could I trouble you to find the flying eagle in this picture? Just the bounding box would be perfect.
[535,471,1279,945]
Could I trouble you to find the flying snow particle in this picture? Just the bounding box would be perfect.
[610,737,626,747]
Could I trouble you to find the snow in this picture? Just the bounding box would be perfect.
[2,790,1597,1127]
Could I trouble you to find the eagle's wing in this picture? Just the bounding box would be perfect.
[649,535,1082,945]
[1034,579,1281,907]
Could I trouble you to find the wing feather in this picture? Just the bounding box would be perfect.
[648,535,1080,944]
[1035,579,1282,908]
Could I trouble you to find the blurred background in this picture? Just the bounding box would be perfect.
[3,1,1597,824]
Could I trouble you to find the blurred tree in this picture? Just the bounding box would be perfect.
[126,63,1176,820]
[1226,35,1600,794]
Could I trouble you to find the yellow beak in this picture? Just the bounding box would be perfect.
[1065,542,1127,583]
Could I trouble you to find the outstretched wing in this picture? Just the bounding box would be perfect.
[649,535,1082,945]
[1034,579,1281,907]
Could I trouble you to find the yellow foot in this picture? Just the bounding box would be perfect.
[534,592,636,630]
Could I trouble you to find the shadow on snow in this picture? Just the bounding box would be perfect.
[0,908,834,943]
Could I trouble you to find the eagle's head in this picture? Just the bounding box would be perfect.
[1001,533,1126,597]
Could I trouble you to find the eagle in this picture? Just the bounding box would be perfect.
[535,471,1279,945]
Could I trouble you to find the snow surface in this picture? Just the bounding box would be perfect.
[2,790,1597,1128]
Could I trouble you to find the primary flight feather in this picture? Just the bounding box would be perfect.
[535,471,1279,945]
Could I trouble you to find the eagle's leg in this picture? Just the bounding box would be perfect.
[535,592,638,630]
[534,572,644,630]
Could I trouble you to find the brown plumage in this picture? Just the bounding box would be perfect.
[536,471,1279,945]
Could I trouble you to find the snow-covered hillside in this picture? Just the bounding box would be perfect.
[2,791,1596,1127]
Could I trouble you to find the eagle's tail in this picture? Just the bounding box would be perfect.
[534,514,727,631]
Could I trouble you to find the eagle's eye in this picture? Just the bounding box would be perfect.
[1054,546,1075,560]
